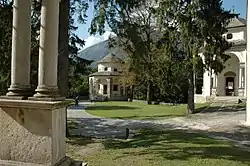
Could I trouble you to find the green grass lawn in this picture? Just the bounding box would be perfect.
[85,101,209,120]
[67,129,250,166]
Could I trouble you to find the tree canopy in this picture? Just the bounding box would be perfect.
[90,0,236,111]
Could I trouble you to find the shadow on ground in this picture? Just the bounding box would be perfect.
[67,115,250,142]
[86,105,139,111]
[106,129,250,163]
[68,104,86,110]
[194,105,246,114]
[67,135,95,146]
[110,115,184,120]
[67,128,250,164]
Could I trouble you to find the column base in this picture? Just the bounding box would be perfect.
[5,85,32,99]
[211,88,217,96]
[31,85,64,101]
[239,120,250,127]
[238,88,245,97]
[29,96,65,101]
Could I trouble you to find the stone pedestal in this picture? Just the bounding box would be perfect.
[211,88,217,96]
[0,99,72,166]
[238,88,245,97]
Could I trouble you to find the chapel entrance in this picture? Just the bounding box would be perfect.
[224,71,236,96]
[225,76,235,96]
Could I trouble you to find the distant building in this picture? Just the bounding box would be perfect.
[195,17,247,103]
[89,53,128,101]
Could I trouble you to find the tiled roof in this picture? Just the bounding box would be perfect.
[97,53,124,64]
[227,17,246,28]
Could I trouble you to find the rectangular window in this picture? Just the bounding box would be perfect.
[113,85,118,91]
[103,85,107,94]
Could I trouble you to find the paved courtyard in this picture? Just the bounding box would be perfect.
[67,102,250,148]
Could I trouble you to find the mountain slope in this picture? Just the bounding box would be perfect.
[78,40,127,67]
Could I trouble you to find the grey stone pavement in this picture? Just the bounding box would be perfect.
[67,102,250,147]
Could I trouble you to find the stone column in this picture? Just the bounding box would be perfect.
[246,0,250,124]
[107,78,112,99]
[6,0,32,99]
[32,0,61,100]
[202,69,211,96]
[238,66,245,96]
[239,66,243,88]
[89,78,93,100]
[211,72,217,96]
[244,63,247,97]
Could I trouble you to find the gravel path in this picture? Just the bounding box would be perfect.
[67,102,250,145]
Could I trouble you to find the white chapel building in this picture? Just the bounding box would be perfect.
[89,53,128,101]
[196,17,247,103]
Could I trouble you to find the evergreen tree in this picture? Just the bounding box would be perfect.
[0,1,12,95]
[153,28,189,104]
[59,0,89,97]
[157,0,236,113]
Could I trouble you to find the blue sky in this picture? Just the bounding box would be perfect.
[76,0,247,50]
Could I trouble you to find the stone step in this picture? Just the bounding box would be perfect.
[213,97,245,104]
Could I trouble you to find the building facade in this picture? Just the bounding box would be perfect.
[89,53,128,101]
[195,17,247,103]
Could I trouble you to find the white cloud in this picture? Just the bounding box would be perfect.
[82,31,116,50]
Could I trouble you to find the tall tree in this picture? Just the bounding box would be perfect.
[91,0,159,104]
[119,57,138,102]
[157,0,235,113]
[58,0,89,97]
[153,28,189,104]
[58,0,70,96]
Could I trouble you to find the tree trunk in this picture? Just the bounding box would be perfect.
[59,0,70,138]
[58,0,69,97]
[147,81,153,105]
[128,85,134,102]
[187,64,195,114]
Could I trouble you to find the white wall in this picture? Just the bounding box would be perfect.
[224,31,245,42]
[98,62,123,72]
[89,76,124,97]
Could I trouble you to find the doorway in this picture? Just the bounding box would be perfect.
[225,77,234,96]
[103,85,107,94]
